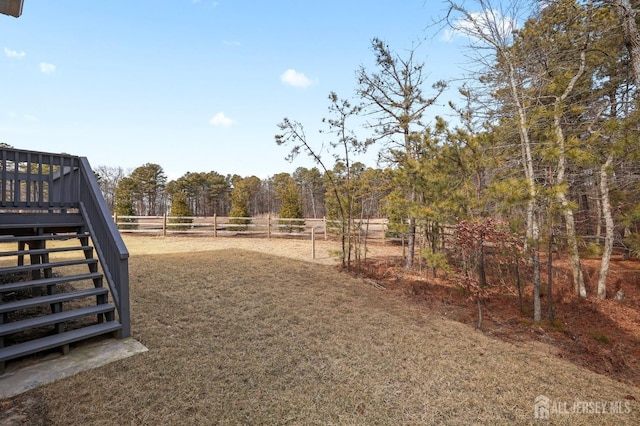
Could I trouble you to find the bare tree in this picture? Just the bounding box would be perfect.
[95,165,127,213]
[276,93,367,271]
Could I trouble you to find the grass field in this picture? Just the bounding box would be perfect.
[2,235,640,424]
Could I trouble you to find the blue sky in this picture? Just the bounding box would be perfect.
[1,0,468,181]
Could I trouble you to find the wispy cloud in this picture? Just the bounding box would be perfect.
[440,28,456,43]
[7,112,38,122]
[39,62,56,74]
[280,69,317,88]
[209,112,236,127]
[192,0,219,6]
[4,47,25,58]
[443,9,516,43]
[223,40,241,47]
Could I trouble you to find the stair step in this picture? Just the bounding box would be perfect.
[0,304,116,336]
[0,232,89,243]
[0,246,92,258]
[0,287,108,314]
[0,321,122,363]
[0,272,103,294]
[0,258,98,275]
[0,213,85,231]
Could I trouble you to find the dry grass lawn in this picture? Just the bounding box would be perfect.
[2,235,640,424]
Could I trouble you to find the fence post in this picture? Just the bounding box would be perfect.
[113,213,117,229]
[213,214,217,237]
[163,213,167,237]
[323,216,327,240]
[268,215,271,239]
[312,227,316,259]
[382,219,386,241]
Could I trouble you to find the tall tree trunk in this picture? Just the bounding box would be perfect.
[406,216,416,269]
[309,187,317,218]
[478,249,487,288]
[533,237,542,322]
[596,191,602,244]
[553,50,587,298]
[507,61,539,250]
[507,61,543,318]
[547,222,554,321]
[614,0,640,87]
[560,197,586,298]
[432,222,438,278]
[597,155,615,299]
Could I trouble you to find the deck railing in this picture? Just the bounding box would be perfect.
[0,147,130,337]
[0,148,80,209]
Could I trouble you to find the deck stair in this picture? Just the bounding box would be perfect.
[0,148,130,375]
[0,222,122,374]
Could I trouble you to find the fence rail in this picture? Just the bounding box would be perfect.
[115,215,390,240]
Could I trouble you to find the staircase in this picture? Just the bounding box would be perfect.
[0,148,130,374]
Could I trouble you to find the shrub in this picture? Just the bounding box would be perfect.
[420,249,451,276]
[624,233,640,259]
[585,242,602,258]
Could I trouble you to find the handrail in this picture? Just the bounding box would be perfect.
[0,147,130,337]
[78,157,130,337]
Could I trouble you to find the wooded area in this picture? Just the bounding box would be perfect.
[94,0,640,323]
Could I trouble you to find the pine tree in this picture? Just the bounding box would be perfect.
[273,173,304,233]
[114,177,137,230]
[169,191,192,231]
[357,38,446,269]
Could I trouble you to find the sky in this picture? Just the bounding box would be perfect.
[1,0,471,181]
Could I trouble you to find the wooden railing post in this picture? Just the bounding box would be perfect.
[163,213,167,237]
[268,215,271,239]
[323,216,328,240]
[213,214,217,237]
[382,218,386,241]
[311,227,316,259]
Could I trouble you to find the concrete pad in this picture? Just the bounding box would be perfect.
[0,337,148,399]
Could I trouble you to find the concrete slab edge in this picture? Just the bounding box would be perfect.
[0,337,148,399]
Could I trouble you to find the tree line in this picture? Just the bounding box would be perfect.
[95,163,391,225]
[96,0,640,322]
